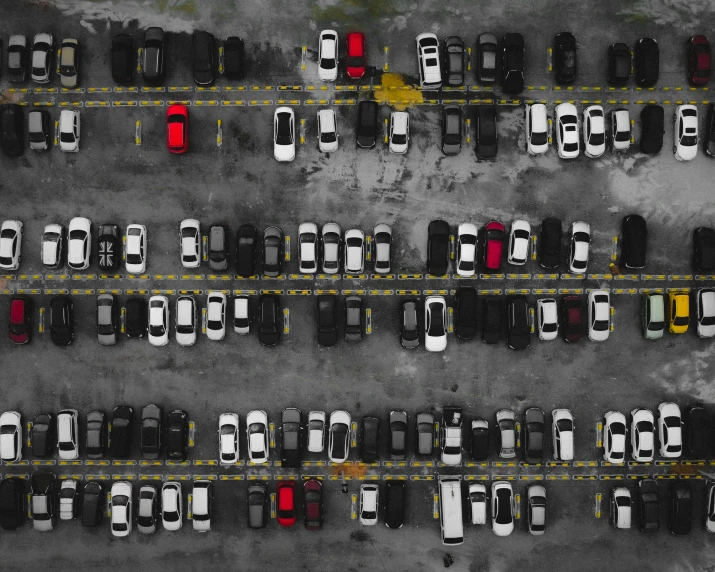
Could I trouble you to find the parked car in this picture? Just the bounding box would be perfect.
[561,295,582,342]
[317,109,338,153]
[507,220,530,266]
[344,229,365,273]
[611,108,631,152]
[68,217,91,270]
[416,412,434,456]
[148,295,169,346]
[635,37,659,87]
[247,483,266,529]
[28,109,50,151]
[59,38,79,87]
[456,223,477,277]
[0,220,22,270]
[372,223,392,274]
[166,410,189,461]
[640,104,665,154]
[192,480,213,532]
[536,298,558,341]
[307,411,326,454]
[191,31,214,86]
[455,286,477,340]
[705,105,715,157]
[58,109,80,152]
[31,472,56,531]
[85,410,106,459]
[175,295,198,346]
[685,405,709,458]
[611,486,632,529]
[384,481,406,529]
[304,479,323,531]
[59,479,78,520]
[356,100,379,148]
[236,224,258,276]
[161,482,183,531]
[476,105,497,159]
[501,33,524,94]
[477,33,498,83]
[218,412,239,465]
[0,411,22,462]
[603,411,627,464]
[208,224,228,271]
[552,409,574,461]
[258,294,280,346]
[539,218,562,269]
[329,410,351,464]
[41,224,64,268]
[110,481,132,537]
[443,36,464,86]
[344,296,364,343]
[400,299,420,349]
[389,111,410,154]
[31,33,53,83]
[621,215,648,269]
[693,227,715,272]
[1,104,24,158]
[318,30,338,82]
[9,296,33,345]
[205,291,227,341]
[525,103,549,155]
[471,419,489,461]
[469,483,487,525]
[223,36,245,80]
[111,34,134,84]
[262,226,283,277]
[179,219,200,268]
[554,32,577,84]
[496,409,516,459]
[125,297,147,338]
[49,295,74,346]
[425,296,447,352]
[98,224,120,272]
[273,107,295,162]
[608,42,631,86]
[523,407,545,463]
[57,409,79,460]
[167,104,188,154]
[142,27,165,83]
[484,221,505,271]
[658,402,683,458]
[441,407,463,465]
[555,102,579,159]
[687,35,710,86]
[137,484,158,534]
[345,32,366,79]
[360,484,379,525]
[428,219,450,275]
[638,478,660,533]
[110,406,133,458]
[583,105,606,158]
[641,292,665,340]
[527,484,547,535]
[0,478,25,530]
[674,105,699,161]
[140,404,162,460]
[416,33,441,90]
[280,408,302,469]
[491,481,515,536]
[7,35,27,83]
[442,105,462,156]
[299,222,319,274]
[669,291,690,334]
[246,410,269,463]
[389,411,408,461]
[631,408,655,462]
[587,290,610,342]
[317,294,338,346]
[707,482,715,533]
[233,295,250,335]
[482,296,502,344]
[125,224,146,274]
[506,295,530,350]
[569,221,590,273]
[669,482,692,535]
[31,413,53,458]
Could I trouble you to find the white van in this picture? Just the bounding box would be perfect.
[439,477,464,545]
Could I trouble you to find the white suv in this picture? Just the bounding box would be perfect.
[359,484,379,525]
[416,33,442,90]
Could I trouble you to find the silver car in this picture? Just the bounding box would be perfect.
[372,223,392,274]
[416,412,434,455]
[321,223,342,274]
[496,409,516,459]
[96,294,117,346]
[137,485,158,534]
[262,226,283,277]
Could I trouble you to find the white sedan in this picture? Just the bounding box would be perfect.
[630,408,655,462]
[344,229,365,274]
[583,105,606,158]
[611,108,631,152]
[674,105,698,161]
[389,111,409,154]
[587,290,610,342]
[274,107,295,162]
[59,109,80,152]
[205,291,226,341]
[161,482,183,531]
[233,295,250,335]
[425,296,447,352]
[0,411,22,462]
[218,413,239,465]
[658,402,683,458]
[507,220,530,265]
[298,222,318,274]
[328,410,351,463]
[179,219,201,269]
[555,102,579,159]
[469,483,487,525]
[148,295,169,346]
[525,103,549,155]
[317,109,338,153]
[0,220,23,270]
[603,411,627,463]
[31,32,53,83]
[456,223,477,277]
[246,410,269,464]
[110,481,132,537]
[318,30,338,82]
[697,288,715,338]
[67,216,91,270]
[125,224,147,274]
[569,221,590,273]
[536,298,559,340]
[491,482,515,536]
[307,410,326,453]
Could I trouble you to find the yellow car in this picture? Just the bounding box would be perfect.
[668,292,690,334]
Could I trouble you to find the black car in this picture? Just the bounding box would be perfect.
[360,416,380,463]
[50,295,74,346]
[400,299,419,349]
[554,32,577,84]
[30,472,56,530]
[141,404,162,460]
[110,406,133,458]
[470,419,489,461]
[685,406,709,458]
[638,478,659,533]
[357,100,379,149]
[7,36,27,83]
[455,287,477,340]
[208,224,228,272]
[85,410,106,459]
[669,482,692,535]
[166,409,189,460]
[507,295,530,350]
[258,293,280,346]
[317,294,338,347]
[0,477,25,530]
[539,218,562,269]
[443,36,464,86]
[111,34,134,84]
[693,227,715,273]
[142,27,165,83]
[1,104,23,158]
[236,224,258,276]
[621,214,647,269]
[482,296,502,344]
[705,104,715,157]
[384,481,406,529]
[635,38,659,87]
[81,481,104,527]
[427,219,450,275]
[640,104,664,154]
[344,296,363,343]
[97,224,120,271]
[476,105,497,159]
[608,42,631,86]
[501,33,524,95]
[31,413,53,458]
[523,407,545,463]
[223,36,245,80]
[389,411,408,461]
[125,297,147,338]
[192,31,214,86]
[281,408,302,469]
[441,105,462,156]
[477,32,498,83]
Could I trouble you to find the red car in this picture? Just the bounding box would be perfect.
[303,478,323,530]
[346,32,366,79]
[560,295,582,343]
[167,104,188,154]
[484,221,505,271]
[9,296,32,344]
[276,481,296,527]
[688,35,711,86]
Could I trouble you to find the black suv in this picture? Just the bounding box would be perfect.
[81,481,104,527]
[608,43,631,86]
[455,287,477,339]
[1,104,24,158]
[506,295,530,350]
[31,413,54,458]
[635,38,659,87]
[523,407,545,463]
[0,477,25,530]
[476,105,498,159]
[640,104,664,154]
[236,224,258,276]
[501,33,525,95]
[539,218,562,269]
[668,482,692,535]
[427,220,450,275]
[111,34,134,84]
[142,27,165,84]
[317,294,338,346]
[280,408,302,469]
[360,416,380,463]
[694,227,715,272]
[50,296,74,347]
[125,297,147,338]
[192,31,215,86]
[482,296,502,344]
[356,101,378,148]
[166,410,189,460]
[621,214,647,269]
[110,406,134,458]
[223,36,245,80]
[141,404,162,460]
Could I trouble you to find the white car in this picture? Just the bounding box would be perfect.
[246,410,269,464]
[507,220,530,265]
[205,291,226,341]
[57,409,79,460]
[218,413,239,465]
[274,107,295,162]
[110,481,133,537]
[552,409,574,461]
[67,216,91,270]
[569,221,590,273]
[307,411,326,453]
[707,483,715,533]
[31,32,53,83]
[148,295,169,346]
[373,223,392,274]
[657,402,683,458]
[696,288,715,338]
[0,411,22,462]
[536,298,559,341]
[603,411,626,464]
[674,105,698,161]
[416,33,442,90]
[359,484,379,525]
[456,223,477,277]
[125,224,147,274]
[233,295,250,335]
[587,290,610,342]
[491,481,515,536]
[175,295,197,346]
[555,102,579,159]
[469,483,487,525]
[0,220,23,270]
[299,222,318,274]
[496,409,516,459]
[179,219,201,269]
[344,229,365,274]
[317,109,338,153]
[161,482,183,531]
[583,105,606,158]
[59,479,77,521]
[611,487,632,529]
[41,224,64,268]
[321,223,342,274]
[328,410,351,463]
[318,30,338,82]
[611,108,631,152]
[630,408,655,462]
[59,109,80,152]
[192,480,212,532]
[525,103,549,155]
[425,296,447,352]
[389,111,409,154]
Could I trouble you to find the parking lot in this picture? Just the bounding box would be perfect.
[2,0,715,571]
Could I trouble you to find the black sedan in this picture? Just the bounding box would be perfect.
[685,406,709,458]
[668,482,691,535]
[539,218,562,269]
[427,219,450,276]
[357,100,378,149]
[258,294,280,346]
[506,295,530,350]
[223,36,245,80]
[280,408,302,469]
[482,296,502,344]
[344,296,363,343]
[705,104,715,157]
[640,104,664,154]
[111,34,134,84]
[360,416,380,463]
[608,42,631,86]
[141,404,162,460]
[166,409,189,460]
[501,33,524,95]
[443,36,464,86]
[476,105,497,159]
[477,33,498,83]
[455,287,477,340]
[236,223,258,276]
[110,406,133,458]
[621,214,647,269]
[635,37,659,88]
[125,297,146,338]
[1,104,24,158]
[693,227,715,272]
[400,299,419,349]
[0,477,25,530]
[317,295,338,346]
[31,413,53,458]
[50,296,74,346]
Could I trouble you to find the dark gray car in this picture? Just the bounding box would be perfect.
[141,404,162,460]
[208,224,228,271]
[262,226,283,277]
[142,27,165,83]
[523,407,545,463]
[416,412,434,455]
[389,410,408,461]
[85,410,105,459]
[96,294,117,346]
[344,296,363,343]
[247,483,266,528]
[280,408,302,469]
[441,105,462,156]
[400,299,419,349]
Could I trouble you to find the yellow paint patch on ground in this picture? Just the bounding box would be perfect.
[329,463,369,479]
[373,73,423,110]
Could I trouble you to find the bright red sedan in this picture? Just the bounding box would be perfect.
[167,104,188,154]
[276,481,296,527]
[346,32,366,79]
[484,221,505,271]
